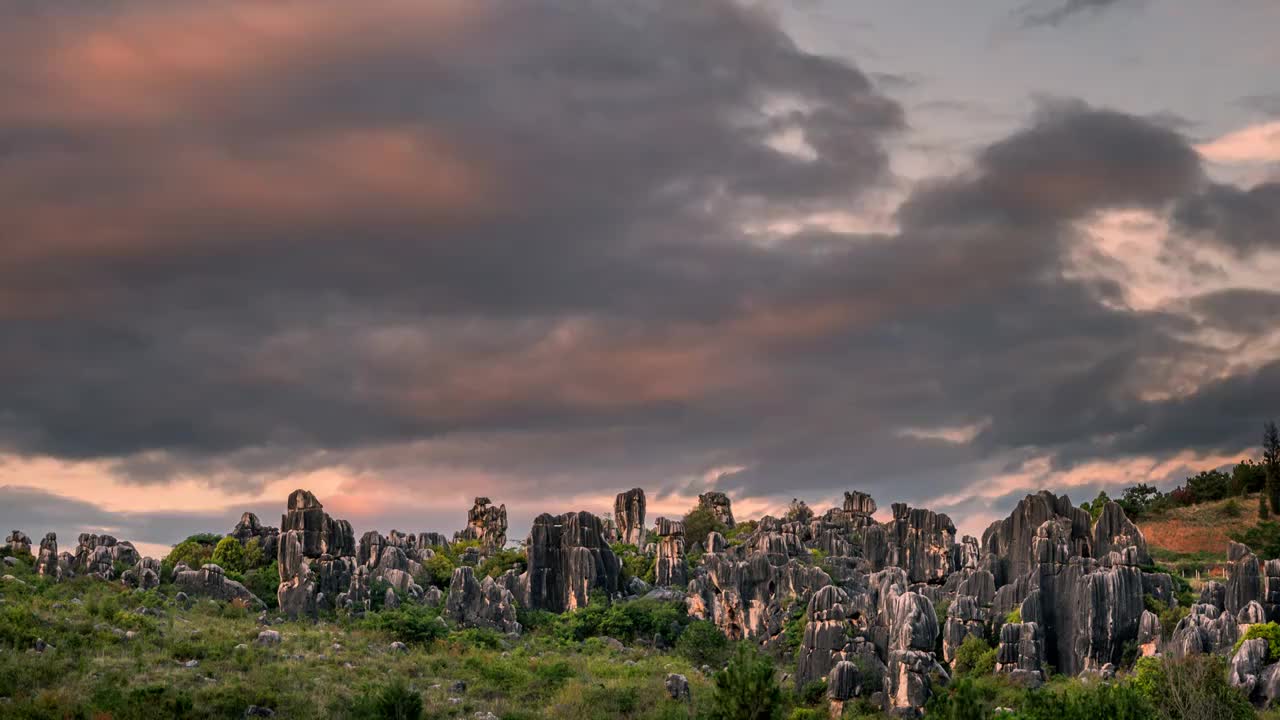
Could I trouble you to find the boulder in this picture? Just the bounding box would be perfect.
[664,673,690,702]
[1231,637,1268,698]
[1226,545,1263,617]
[614,488,647,546]
[705,531,727,554]
[174,564,264,608]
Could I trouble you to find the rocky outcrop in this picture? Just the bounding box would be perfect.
[614,488,647,546]
[884,504,956,584]
[174,563,264,608]
[35,532,59,580]
[688,552,831,642]
[456,497,508,549]
[1137,610,1161,657]
[1226,543,1263,617]
[519,511,620,612]
[446,566,520,634]
[230,512,279,559]
[698,492,736,528]
[1091,501,1150,566]
[1168,603,1239,658]
[71,534,140,580]
[981,491,1092,587]
[653,518,687,587]
[275,489,357,617]
[942,595,985,663]
[996,622,1044,679]
[4,530,31,556]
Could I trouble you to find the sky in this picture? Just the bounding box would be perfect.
[2,0,1279,557]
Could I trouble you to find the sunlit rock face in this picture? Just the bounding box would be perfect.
[614,488,647,546]
[653,517,687,588]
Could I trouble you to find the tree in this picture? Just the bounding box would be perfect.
[1185,470,1231,504]
[211,536,247,573]
[1260,491,1270,520]
[1266,421,1280,514]
[709,643,783,720]
[784,498,813,524]
[1119,483,1163,518]
[1086,491,1111,521]
[682,507,727,549]
[1232,459,1265,496]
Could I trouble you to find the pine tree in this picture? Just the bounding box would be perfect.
[1265,421,1280,514]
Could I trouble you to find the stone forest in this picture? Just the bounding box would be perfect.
[2,486,1278,719]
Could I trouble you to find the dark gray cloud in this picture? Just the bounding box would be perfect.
[1017,0,1140,28]
[1173,182,1280,256]
[1236,93,1280,118]
[0,0,1276,540]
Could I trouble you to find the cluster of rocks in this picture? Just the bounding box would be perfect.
[15,482,1279,717]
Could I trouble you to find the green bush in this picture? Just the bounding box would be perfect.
[347,680,423,720]
[555,596,688,645]
[1016,680,1151,720]
[422,553,456,589]
[782,604,806,656]
[243,537,267,569]
[243,561,280,609]
[709,643,783,720]
[165,539,215,569]
[925,676,988,720]
[1231,521,1280,560]
[682,507,728,549]
[451,627,503,650]
[1133,654,1253,720]
[478,548,526,579]
[677,620,730,667]
[1235,621,1280,662]
[211,536,248,573]
[361,605,447,645]
[797,679,826,705]
[952,635,996,677]
[1006,608,1021,624]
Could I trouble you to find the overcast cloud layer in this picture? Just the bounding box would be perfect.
[2,0,1279,548]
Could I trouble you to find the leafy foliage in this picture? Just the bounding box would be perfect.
[1133,654,1254,720]
[1184,470,1231,504]
[361,605,447,645]
[1234,621,1280,662]
[677,620,730,667]
[951,635,996,677]
[1230,521,1280,560]
[347,680,424,720]
[682,507,728,549]
[211,536,248,573]
[165,539,215,569]
[708,643,783,720]
[243,561,280,609]
[477,548,526,579]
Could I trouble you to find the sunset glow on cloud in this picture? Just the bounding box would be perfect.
[2,0,1279,549]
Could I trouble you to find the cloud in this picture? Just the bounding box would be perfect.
[1016,0,1140,28]
[1173,181,1280,255]
[1,1,1278,547]
[1196,121,1280,165]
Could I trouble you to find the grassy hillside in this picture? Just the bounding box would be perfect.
[1139,493,1260,572]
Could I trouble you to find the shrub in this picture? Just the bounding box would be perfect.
[797,679,826,705]
[243,562,280,609]
[1134,654,1253,720]
[1233,459,1266,495]
[1222,499,1241,518]
[952,635,996,677]
[1016,679,1151,720]
[1005,608,1021,624]
[677,620,730,666]
[1231,521,1280,560]
[362,605,447,645]
[422,553,456,589]
[1235,622,1280,662]
[1185,469,1231,504]
[348,681,423,720]
[709,643,783,720]
[243,537,266,569]
[925,676,987,720]
[478,548,526,579]
[211,536,248,574]
[165,539,215,569]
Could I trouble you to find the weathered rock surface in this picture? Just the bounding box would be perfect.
[653,518,687,587]
[35,532,59,580]
[885,504,956,584]
[455,497,508,549]
[981,491,1092,587]
[174,564,264,608]
[519,511,620,613]
[614,488,647,546]
[698,492,735,528]
[1092,501,1150,566]
[230,512,279,559]
[4,530,31,556]
[688,552,830,642]
[446,566,520,634]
